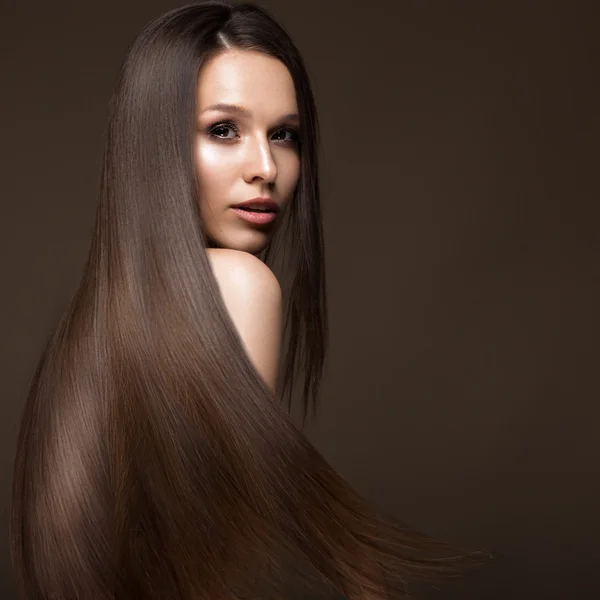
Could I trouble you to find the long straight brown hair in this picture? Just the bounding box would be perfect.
[10,2,491,599]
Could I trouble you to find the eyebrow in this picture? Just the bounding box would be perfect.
[200,103,299,122]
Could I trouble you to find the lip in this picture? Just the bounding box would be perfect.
[231,207,277,225]
[230,197,279,226]
[231,197,279,212]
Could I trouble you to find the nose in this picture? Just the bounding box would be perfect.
[242,134,277,184]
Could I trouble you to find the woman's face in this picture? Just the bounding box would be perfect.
[195,49,301,255]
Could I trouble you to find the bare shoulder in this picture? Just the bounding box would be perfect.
[205,248,282,391]
[205,248,281,301]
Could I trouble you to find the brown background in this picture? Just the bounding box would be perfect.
[1,0,598,598]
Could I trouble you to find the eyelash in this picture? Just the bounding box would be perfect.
[207,120,300,145]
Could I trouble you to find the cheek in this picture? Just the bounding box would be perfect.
[284,155,301,196]
[195,143,231,198]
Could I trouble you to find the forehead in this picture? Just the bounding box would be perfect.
[196,50,297,112]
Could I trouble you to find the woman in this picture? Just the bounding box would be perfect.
[10,2,489,599]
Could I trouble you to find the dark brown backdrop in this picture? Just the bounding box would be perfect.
[1,1,598,598]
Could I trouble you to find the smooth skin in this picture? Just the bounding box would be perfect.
[206,248,283,392]
[194,49,300,391]
[195,49,301,254]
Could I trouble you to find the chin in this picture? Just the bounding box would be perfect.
[206,229,272,256]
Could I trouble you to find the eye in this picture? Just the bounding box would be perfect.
[208,120,238,140]
[206,121,300,145]
[273,127,300,144]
